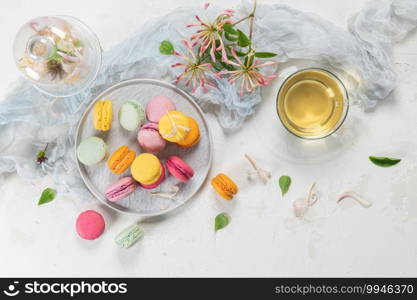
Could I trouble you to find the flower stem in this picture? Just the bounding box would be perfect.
[233,15,252,26]
[233,0,258,27]
[249,0,257,40]
[244,153,271,184]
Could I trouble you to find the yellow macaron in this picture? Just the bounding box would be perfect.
[93,100,113,131]
[107,145,136,175]
[177,116,200,148]
[158,111,190,143]
[211,173,239,200]
[131,153,162,185]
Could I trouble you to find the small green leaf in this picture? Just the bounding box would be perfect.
[214,50,222,60]
[244,55,254,66]
[47,46,61,62]
[234,50,248,57]
[73,40,82,47]
[36,151,46,159]
[220,61,236,71]
[215,213,230,232]
[369,156,401,167]
[224,32,238,42]
[159,40,174,55]
[237,29,251,47]
[36,144,49,164]
[279,175,291,196]
[211,61,223,71]
[254,52,277,58]
[38,188,57,206]
[223,23,237,35]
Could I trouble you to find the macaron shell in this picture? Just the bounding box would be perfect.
[76,210,105,240]
[146,95,176,123]
[137,123,166,153]
[118,100,146,131]
[166,156,194,182]
[131,153,162,185]
[139,164,165,189]
[105,177,138,202]
[76,136,107,166]
[107,145,136,174]
[158,111,191,143]
[93,100,112,131]
[177,116,200,148]
[211,173,238,200]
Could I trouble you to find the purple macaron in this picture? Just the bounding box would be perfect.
[165,156,194,182]
[137,123,166,153]
[105,177,138,202]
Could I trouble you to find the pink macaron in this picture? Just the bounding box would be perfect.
[76,210,105,240]
[146,95,176,123]
[165,156,194,182]
[140,164,166,189]
[137,123,166,153]
[105,176,138,202]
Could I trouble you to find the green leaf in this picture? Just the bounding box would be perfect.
[38,188,57,206]
[234,50,248,57]
[220,61,236,71]
[215,213,230,232]
[211,61,223,71]
[237,29,251,47]
[73,40,82,47]
[254,52,277,58]
[244,55,254,66]
[47,46,61,62]
[159,40,174,55]
[223,23,237,35]
[214,50,222,60]
[369,156,401,167]
[224,32,238,42]
[36,150,46,159]
[279,175,292,196]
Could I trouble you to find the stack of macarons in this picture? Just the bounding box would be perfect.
[139,95,200,151]
[76,95,200,206]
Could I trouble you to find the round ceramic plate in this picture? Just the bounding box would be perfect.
[75,79,213,216]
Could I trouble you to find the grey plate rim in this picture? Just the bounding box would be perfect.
[74,78,213,216]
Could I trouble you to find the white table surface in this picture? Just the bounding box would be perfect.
[1,0,417,277]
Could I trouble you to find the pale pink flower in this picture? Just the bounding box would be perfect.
[172,40,215,92]
[186,3,234,63]
[215,48,278,96]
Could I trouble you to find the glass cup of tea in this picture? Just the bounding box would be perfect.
[276,68,349,140]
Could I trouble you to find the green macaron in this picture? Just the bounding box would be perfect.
[118,100,145,131]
